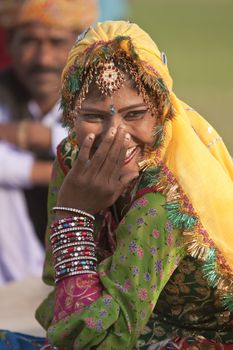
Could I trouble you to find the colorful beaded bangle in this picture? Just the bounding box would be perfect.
[54,254,97,268]
[53,244,96,260]
[51,215,91,225]
[52,241,96,254]
[50,214,97,283]
[55,257,97,269]
[50,226,94,239]
[51,233,94,246]
[51,235,95,249]
[51,219,94,231]
[55,270,97,283]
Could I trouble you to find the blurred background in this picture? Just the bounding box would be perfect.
[129,0,233,153]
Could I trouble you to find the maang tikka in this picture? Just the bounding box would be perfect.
[96,60,126,95]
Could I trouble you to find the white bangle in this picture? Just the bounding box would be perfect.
[52,206,95,221]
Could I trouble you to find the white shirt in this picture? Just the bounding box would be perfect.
[0,100,67,285]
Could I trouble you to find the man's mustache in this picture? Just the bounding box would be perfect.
[28,65,61,75]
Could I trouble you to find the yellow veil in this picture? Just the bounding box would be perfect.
[61,21,233,308]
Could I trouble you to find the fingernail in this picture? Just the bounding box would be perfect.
[111,128,117,136]
[88,133,95,140]
[125,133,131,141]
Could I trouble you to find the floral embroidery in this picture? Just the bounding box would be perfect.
[85,317,96,328]
[165,221,173,232]
[103,295,112,306]
[143,272,151,282]
[129,240,138,253]
[136,197,149,207]
[99,310,108,317]
[152,228,160,238]
[138,288,148,301]
[155,260,163,273]
[150,247,158,255]
[167,232,174,247]
[137,246,144,258]
[127,224,133,232]
[147,208,157,216]
[136,217,145,226]
[119,255,126,263]
[132,265,140,276]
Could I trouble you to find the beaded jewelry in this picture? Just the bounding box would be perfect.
[52,206,95,221]
[50,214,97,283]
[96,60,126,95]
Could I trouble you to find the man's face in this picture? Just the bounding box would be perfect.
[9,23,76,99]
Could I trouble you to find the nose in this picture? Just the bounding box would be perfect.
[109,114,126,129]
[35,41,54,67]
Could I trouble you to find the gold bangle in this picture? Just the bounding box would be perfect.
[17,120,28,149]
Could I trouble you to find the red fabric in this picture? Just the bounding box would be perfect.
[53,273,102,322]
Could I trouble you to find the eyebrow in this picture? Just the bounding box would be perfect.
[79,103,147,114]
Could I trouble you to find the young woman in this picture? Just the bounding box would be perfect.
[2,20,233,350]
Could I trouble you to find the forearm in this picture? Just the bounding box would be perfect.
[0,121,51,152]
[30,160,53,185]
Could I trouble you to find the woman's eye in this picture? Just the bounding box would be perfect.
[124,110,147,121]
[82,114,104,122]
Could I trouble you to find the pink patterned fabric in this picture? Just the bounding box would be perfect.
[53,273,102,322]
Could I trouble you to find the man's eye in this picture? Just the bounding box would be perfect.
[20,37,38,46]
[51,38,68,47]
[124,110,147,121]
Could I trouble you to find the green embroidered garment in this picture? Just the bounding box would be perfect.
[36,137,233,350]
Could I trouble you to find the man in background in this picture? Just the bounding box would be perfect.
[0,0,98,285]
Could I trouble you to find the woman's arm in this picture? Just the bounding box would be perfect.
[36,135,186,349]
[47,191,185,350]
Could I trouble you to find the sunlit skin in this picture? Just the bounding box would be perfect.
[74,82,157,178]
[9,22,77,112]
[56,82,157,215]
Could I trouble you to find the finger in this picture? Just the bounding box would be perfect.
[113,171,139,199]
[100,127,129,177]
[107,132,131,182]
[73,133,95,173]
[87,127,117,174]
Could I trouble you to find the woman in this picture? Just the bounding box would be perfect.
[2,20,233,350]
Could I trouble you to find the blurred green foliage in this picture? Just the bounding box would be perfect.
[130,0,233,152]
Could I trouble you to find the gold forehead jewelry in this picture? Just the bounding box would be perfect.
[96,60,126,95]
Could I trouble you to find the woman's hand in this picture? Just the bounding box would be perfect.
[57,126,139,214]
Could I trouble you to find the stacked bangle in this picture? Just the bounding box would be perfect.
[50,212,97,283]
[52,206,95,221]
